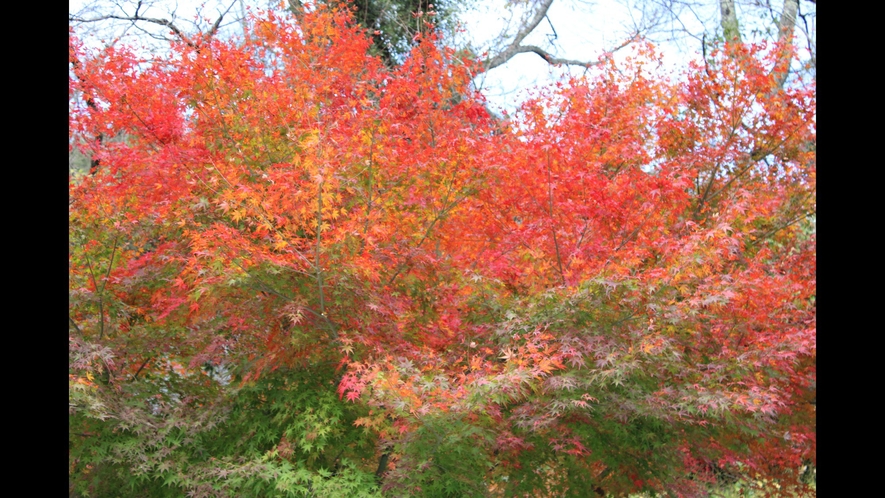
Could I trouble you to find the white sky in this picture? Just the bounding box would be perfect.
[69,1,814,114]
[459,0,702,114]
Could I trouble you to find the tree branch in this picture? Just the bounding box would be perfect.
[82,252,105,340]
[209,1,238,38]
[131,357,153,381]
[69,316,84,337]
[483,0,636,72]
[316,171,327,325]
[484,0,555,71]
[375,452,390,481]
[545,150,565,286]
[747,210,814,247]
[70,0,237,47]
[513,45,607,68]
[773,0,799,89]
[227,252,341,341]
[719,0,742,44]
[71,13,193,45]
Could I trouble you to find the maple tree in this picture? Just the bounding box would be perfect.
[69,4,814,497]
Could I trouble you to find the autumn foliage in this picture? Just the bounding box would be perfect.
[70,5,815,497]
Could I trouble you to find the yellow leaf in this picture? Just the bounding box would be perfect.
[301,130,320,149]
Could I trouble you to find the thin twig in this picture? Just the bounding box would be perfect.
[546,150,565,286]
[132,357,153,381]
[82,252,105,340]
[69,316,84,336]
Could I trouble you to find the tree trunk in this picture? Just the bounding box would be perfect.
[719,0,741,43]
[773,0,799,88]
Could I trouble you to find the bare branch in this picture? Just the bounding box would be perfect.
[513,35,637,69]
[483,0,637,73]
[70,0,237,46]
[209,1,238,38]
[70,13,193,45]
[484,0,555,71]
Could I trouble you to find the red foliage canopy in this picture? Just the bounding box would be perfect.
[70,5,814,496]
